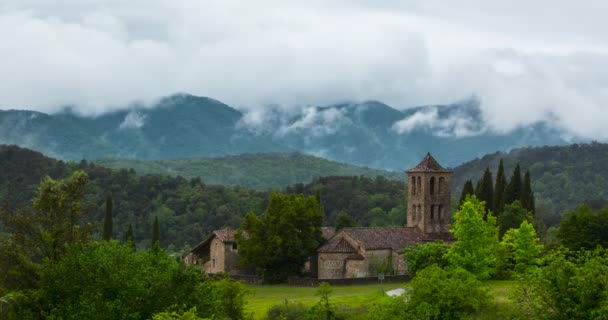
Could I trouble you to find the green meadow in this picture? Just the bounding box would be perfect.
[244,280,516,319]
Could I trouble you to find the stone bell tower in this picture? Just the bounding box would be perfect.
[406,153,453,234]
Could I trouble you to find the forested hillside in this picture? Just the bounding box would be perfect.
[452,142,608,226]
[0,145,407,253]
[95,153,402,190]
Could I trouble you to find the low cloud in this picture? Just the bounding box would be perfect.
[0,1,607,140]
[119,110,146,129]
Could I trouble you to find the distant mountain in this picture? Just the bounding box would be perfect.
[0,93,576,170]
[95,153,402,190]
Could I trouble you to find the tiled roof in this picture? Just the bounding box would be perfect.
[322,227,336,239]
[213,228,237,243]
[406,152,452,173]
[318,236,358,253]
[341,227,426,251]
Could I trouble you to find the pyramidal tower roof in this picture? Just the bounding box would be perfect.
[406,152,453,173]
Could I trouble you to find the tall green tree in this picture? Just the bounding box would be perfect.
[403,240,449,276]
[152,216,160,247]
[497,200,530,238]
[557,204,608,250]
[504,163,522,205]
[475,167,494,215]
[103,193,113,241]
[0,171,93,301]
[335,211,356,231]
[236,193,324,282]
[494,159,507,216]
[126,223,134,243]
[446,195,498,280]
[513,220,543,273]
[521,170,535,215]
[459,180,475,207]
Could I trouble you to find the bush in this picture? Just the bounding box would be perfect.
[403,241,449,276]
[407,265,492,319]
[38,241,217,320]
[512,247,608,319]
[366,265,492,320]
[267,301,308,320]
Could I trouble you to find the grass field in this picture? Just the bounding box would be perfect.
[244,282,404,318]
[244,280,516,319]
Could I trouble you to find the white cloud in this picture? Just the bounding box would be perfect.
[0,1,607,140]
[119,110,146,129]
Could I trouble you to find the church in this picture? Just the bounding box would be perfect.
[183,153,453,279]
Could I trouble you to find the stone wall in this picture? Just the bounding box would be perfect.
[204,237,225,273]
[288,274,411,287]
[407,172,452,234]
[318,253,351,279]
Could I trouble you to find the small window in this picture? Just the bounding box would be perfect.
[430,205,435,219]
[411,177,416,195]
[212,258,216,269]
[430,177,436,195]
[232,243,238,251]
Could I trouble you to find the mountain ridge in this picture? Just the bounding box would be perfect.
[0,93,580,170]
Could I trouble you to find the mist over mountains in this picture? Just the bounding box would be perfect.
[0,93,578,170]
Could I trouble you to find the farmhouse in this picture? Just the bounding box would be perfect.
[183,153,453,279]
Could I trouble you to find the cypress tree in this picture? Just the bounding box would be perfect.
[494,159,507,216]
[475,167,494,214]
[152,216,160,246]
[521,170,536,215]
[126,223,134,243]
[460,180,475,206]
[505,163,522,205]
[102,193,113,241]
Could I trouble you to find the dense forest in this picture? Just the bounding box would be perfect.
[4,142,608,252]
[0,145,407,253]
[452,142,608,226]
[95,153,402,190]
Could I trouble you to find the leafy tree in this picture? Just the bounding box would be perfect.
[236,193,323,282]
[475,167,494,215]
[557,204,608,250]
[403,241,449,276]
[409,266,492,320]
[0,171,93,294]
[307,282,335,320]
[335,211,355,231]
[495,228,518,279]
[152,308,206,320]
[152,215,160,247]
[512,248,608,320]
[459,180,475,206]
[521,170,536,215]
[504,163,522,205]
[497,200,530,238]
[103,193,113,241]
[213,278,248,320]
[513,220,543,273]
[446,196,498,279]
[37,241,217,320]
[494,159,507,215]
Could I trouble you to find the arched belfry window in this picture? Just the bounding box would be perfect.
[430,205,435,219]
[417,177,421,195]
[411,204,417,222]
[430,177,436,195]
[438,177,445,194]
[411,177,416,195]
[417,205,422,221]
[438,205,443,219]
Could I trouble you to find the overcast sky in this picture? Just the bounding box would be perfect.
[1,1,607,139]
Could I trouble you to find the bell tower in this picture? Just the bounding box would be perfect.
[406,153,452,234]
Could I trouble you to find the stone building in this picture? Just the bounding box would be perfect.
[313,153,453,279]
[182,229,243,274]
[184,153,453,280]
